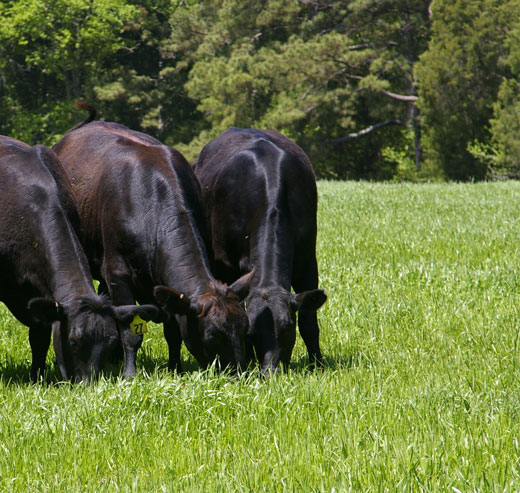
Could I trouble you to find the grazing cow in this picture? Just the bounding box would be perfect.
[0,136,160,382]
[54,109,252,377]
[193,128,327,373]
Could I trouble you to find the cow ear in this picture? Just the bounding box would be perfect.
[229,270,255,301]
[291,290,327,312]
[153,286,192,316]
[114,304,164,324]
[28,298,64,324]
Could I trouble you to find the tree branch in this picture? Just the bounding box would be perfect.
[326,120,404,143]
[379,89,418,102]
[342,73,418,101]
[346,41,398,50]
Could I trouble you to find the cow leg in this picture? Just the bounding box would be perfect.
[163,317,183,373]
[29,323,52,382]
[292,255,323,368]
[103,260,141,379]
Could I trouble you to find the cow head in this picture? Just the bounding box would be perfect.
[245,287,327,374]
[153,272,253,370]
[28,295,161,381]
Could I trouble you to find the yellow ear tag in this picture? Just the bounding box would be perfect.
[130,314,148,336]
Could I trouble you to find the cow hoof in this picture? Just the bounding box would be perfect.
[260,365,281,378]
[121,368,137,379]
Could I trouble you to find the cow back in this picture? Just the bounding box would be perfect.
[54,121,212,299]
[0,136,92,322]
[194,128,318,283]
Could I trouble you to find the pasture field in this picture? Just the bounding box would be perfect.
[1,181,520,491]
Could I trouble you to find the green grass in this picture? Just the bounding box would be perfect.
[2,181,520,491]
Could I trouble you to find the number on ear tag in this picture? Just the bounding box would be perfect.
[130,314,148,336]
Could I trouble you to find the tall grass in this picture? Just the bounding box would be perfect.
[1,181,520,491]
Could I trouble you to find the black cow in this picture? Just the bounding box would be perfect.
[194,128,327,373]
[54,111,252,377]
[0,136,160,381]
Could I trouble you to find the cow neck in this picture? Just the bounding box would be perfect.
[39,209,96,305]
[157,207,215,299]
[250,211,293,291]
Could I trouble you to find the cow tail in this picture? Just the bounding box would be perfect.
[71,101,97,130]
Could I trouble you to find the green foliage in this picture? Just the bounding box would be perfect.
[480,11,520,179]
[0,0,198,147]
[2,0,520,180]
[92,0,204,144]
[2,182,520,488]
[0,0,141,143]
[172,0,429,178]
[488,80,520,178]
[382,130,419,181]
[466,139,502,179]
[416,0,516,181]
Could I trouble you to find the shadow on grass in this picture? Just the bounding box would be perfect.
[137,345,202,375]
[0,358,63,386]
[0,361,36,385]
[0,353,207,387]
[0,348,370,386]
[290,349,374,372]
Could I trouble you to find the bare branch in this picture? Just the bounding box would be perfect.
[343,74,363,81]
[342,74,418,101]
[326,120,404,143]
[250,32,263,43]
[346,41,398,51]
[379,89,418,102]
[119,41,143,54]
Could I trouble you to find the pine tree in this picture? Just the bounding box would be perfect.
[416,0,513,180]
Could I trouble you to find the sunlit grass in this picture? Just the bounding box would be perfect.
[1,181,520,490]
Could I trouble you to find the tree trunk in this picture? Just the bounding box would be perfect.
[413,107,422,172]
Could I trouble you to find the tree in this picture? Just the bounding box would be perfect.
[166,0,431,178]
[0,1,436,179]
[0,0,140,144]
[92,0,204,146]
[416,0,513,181]
[481,7,520,178]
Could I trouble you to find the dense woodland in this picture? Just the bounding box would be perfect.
[0,0,519,181]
